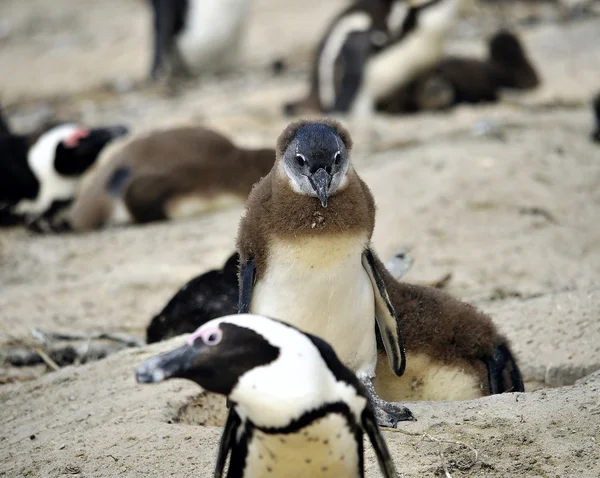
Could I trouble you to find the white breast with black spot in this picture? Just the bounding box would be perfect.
[243,413,361,478]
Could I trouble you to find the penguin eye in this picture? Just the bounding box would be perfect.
[333,151,342,165]
[295,154,306,167]
[199,328,223,346]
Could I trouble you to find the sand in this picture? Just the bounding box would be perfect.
[1,0,599,476]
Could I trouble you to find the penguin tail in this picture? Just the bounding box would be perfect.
[485,340,525,394]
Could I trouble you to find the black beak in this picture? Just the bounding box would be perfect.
[94,125,129,141]
[308,168,331,208]
[135,344,197,384]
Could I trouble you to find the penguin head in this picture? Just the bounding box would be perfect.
[488,30,539,89]
[34,123,130,178]
[136,314,360,427]
[276,119,353,208]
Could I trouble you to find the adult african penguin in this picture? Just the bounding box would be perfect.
[148,0,253,81]
[591,92,600,143]
[378,29,540,113]
[136,314,397,478]
[284,0,463,116]
[236,119,524,420]
[39,126,275,233]
[0,112,128,230]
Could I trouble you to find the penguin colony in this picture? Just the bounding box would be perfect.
[6,0,597,475]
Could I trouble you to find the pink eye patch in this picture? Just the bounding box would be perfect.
[187,326,223,346]
[63,128,90,148]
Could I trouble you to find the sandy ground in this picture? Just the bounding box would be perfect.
[1,0,600,476]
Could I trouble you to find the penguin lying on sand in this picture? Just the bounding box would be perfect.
[378,30,540,113]
[137,314,397,478]
[148,0,253,81]
[0,110,128,230]
[146,250,416,344]
[592,92,600,143]
[38,126,275,233]
[284,0,463,116]
[236,119,523,425]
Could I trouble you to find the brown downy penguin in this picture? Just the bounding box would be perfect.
[236,120,523,422]
[0,112,128,230]
[148,0,253,81]
[53,126,274,233]
[137,314,397,478]
[284,0,463,116]
[592,92,600,143]
[378,29,540,113]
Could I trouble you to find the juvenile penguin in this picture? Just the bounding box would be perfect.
[237,119,413,427]
[50,126,275,233]
[378,29,540,113]
[237,119,524,413]
[145,249,416,344]
[148,0,253,81]
[0,116,128,229]
[591,92,600,143]
[284,0,463,116]
[136,314,397,478]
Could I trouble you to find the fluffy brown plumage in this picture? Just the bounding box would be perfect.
[68,126,275,231]
[238,119,523,401]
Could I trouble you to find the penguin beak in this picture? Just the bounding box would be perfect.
[135,344,198,384]
[308,168,332,208]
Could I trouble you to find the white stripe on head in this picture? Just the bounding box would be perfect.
[318,12,372,109]
[197,314,368,429]
[15,124,81,216]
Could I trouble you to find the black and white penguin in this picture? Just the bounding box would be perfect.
[0,112,128,229]
[148,0,253,81]
[236,120,523,421]
[284,0,463,116]
[378,29,540,113]
[591,92,600,143]
[40,126,275,233]
[136,314,397,478]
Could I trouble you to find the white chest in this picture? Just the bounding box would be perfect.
[250,235,377,375]
[243,414,361,478]
[176,0,252,72]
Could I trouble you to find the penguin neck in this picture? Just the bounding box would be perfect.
[268,167,376,240]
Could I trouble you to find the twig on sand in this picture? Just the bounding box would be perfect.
[31,329,144,347]
[0,326,61,371]
[388,427,479,477]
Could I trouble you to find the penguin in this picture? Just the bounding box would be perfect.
[145,249,416,344]
[236,119,524,423]
[0,112,128,230]
[146,252,239,344]
[136,314,397,478]
[378,29,540,113]
[148,0,253,81]
[46,126,275,233]
[284,0,463,116]
[591,92,600,143]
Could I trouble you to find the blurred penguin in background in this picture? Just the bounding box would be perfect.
[284,0,465,116]
[148,0,253,81]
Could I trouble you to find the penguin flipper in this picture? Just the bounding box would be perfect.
[332,31,374,113]
[361,406,398,478]
[485,341,525,394]
[213,408,241,478]
[362,248,407,377]
[237,256,255,313]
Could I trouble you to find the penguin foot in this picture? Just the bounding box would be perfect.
[374,402,415,428]
[385,246,415,280]
[360,376,416,428]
